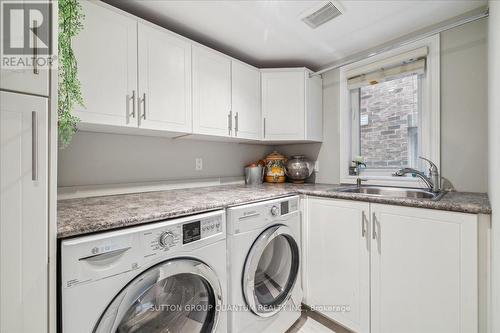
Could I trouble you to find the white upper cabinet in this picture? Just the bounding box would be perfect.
[137,22,192,134]
[0,0,49,96]
[73,1,138,128]
[192,45,232,137]
[1,91,48,333]
[370,204,478,333]
[231,61,261,140]
[261,68,323,142]
[262,69,305,141]
[70,2,323,142]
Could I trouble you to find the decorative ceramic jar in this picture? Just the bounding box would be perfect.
[285,155,314,183]
[264,151,287,183]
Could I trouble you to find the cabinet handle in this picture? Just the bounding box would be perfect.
[33,20,39,75]
[361,211,367,237]
[263,117,266,138]
[140,93,146,120]
[235,112,239,136]
[372,212,377,240]
[228,111,232,136]
[31,111,38,181]
[129,90,136,118]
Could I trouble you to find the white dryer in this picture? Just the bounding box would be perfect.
[226,196,302,333]
[61,210,227,333]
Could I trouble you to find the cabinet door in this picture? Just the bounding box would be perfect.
[261,70,305,141]
[305,74,323,141]
[231,61,261,140]
[73,1,137,128]
[192,46,232,137]
[138,23,192,133]
[371,204,478,333]
[0,91,48,333]
[0,0,50,96]
[305,198,370,333]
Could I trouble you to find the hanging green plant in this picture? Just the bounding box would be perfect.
[58,0,84,148]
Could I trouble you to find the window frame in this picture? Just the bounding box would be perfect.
[339,35,440,188]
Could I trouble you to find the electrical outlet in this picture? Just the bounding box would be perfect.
[195,158,203,171]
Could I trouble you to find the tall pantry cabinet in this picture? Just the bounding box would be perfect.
[0,93,49,333]
[0,2,54,332]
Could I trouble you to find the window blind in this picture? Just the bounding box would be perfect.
[347,47,428,90]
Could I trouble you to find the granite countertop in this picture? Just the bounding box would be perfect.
[57,183,491,239]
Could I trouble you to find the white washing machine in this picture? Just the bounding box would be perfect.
[226,196,302,333]
[61,210,227,333]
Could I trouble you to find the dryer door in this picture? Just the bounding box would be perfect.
[94,258,222,333]
[243,225,300,317]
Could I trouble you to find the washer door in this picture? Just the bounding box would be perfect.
[243,225,300,317]
[94,258,222,333]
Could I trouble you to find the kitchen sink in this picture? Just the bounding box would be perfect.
[335,185,446,201]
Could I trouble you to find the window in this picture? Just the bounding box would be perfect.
[339,36,440,187]
[352,74,421,171]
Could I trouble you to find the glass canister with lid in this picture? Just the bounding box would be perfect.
[285,155,314,183]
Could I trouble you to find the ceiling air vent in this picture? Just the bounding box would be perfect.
[301,1,343,29]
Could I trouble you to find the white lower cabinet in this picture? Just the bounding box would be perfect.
[0,91,48,333]
[305,198,370,333]
[370,204,477,333]
[305,198,478,333]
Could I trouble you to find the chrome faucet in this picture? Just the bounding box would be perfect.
[354,161,367,186]
[392,157,441,192]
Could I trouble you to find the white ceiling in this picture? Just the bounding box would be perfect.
[104,0,487,70]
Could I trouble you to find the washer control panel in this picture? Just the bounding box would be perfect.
[200,215,223,238]
[144,225,182,253]
[142,213,223,255]
[268,197,299,217]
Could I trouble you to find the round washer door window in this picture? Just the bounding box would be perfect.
[94,259,222,333]
[243,225,300,317]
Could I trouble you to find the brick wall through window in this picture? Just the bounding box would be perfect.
[359,74,419,169]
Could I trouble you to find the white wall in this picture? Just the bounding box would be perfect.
[280,19,488,192]
[59,21,488,191]
[488,2,500,332]
[441,18,488,192]
[57,131,273,187]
